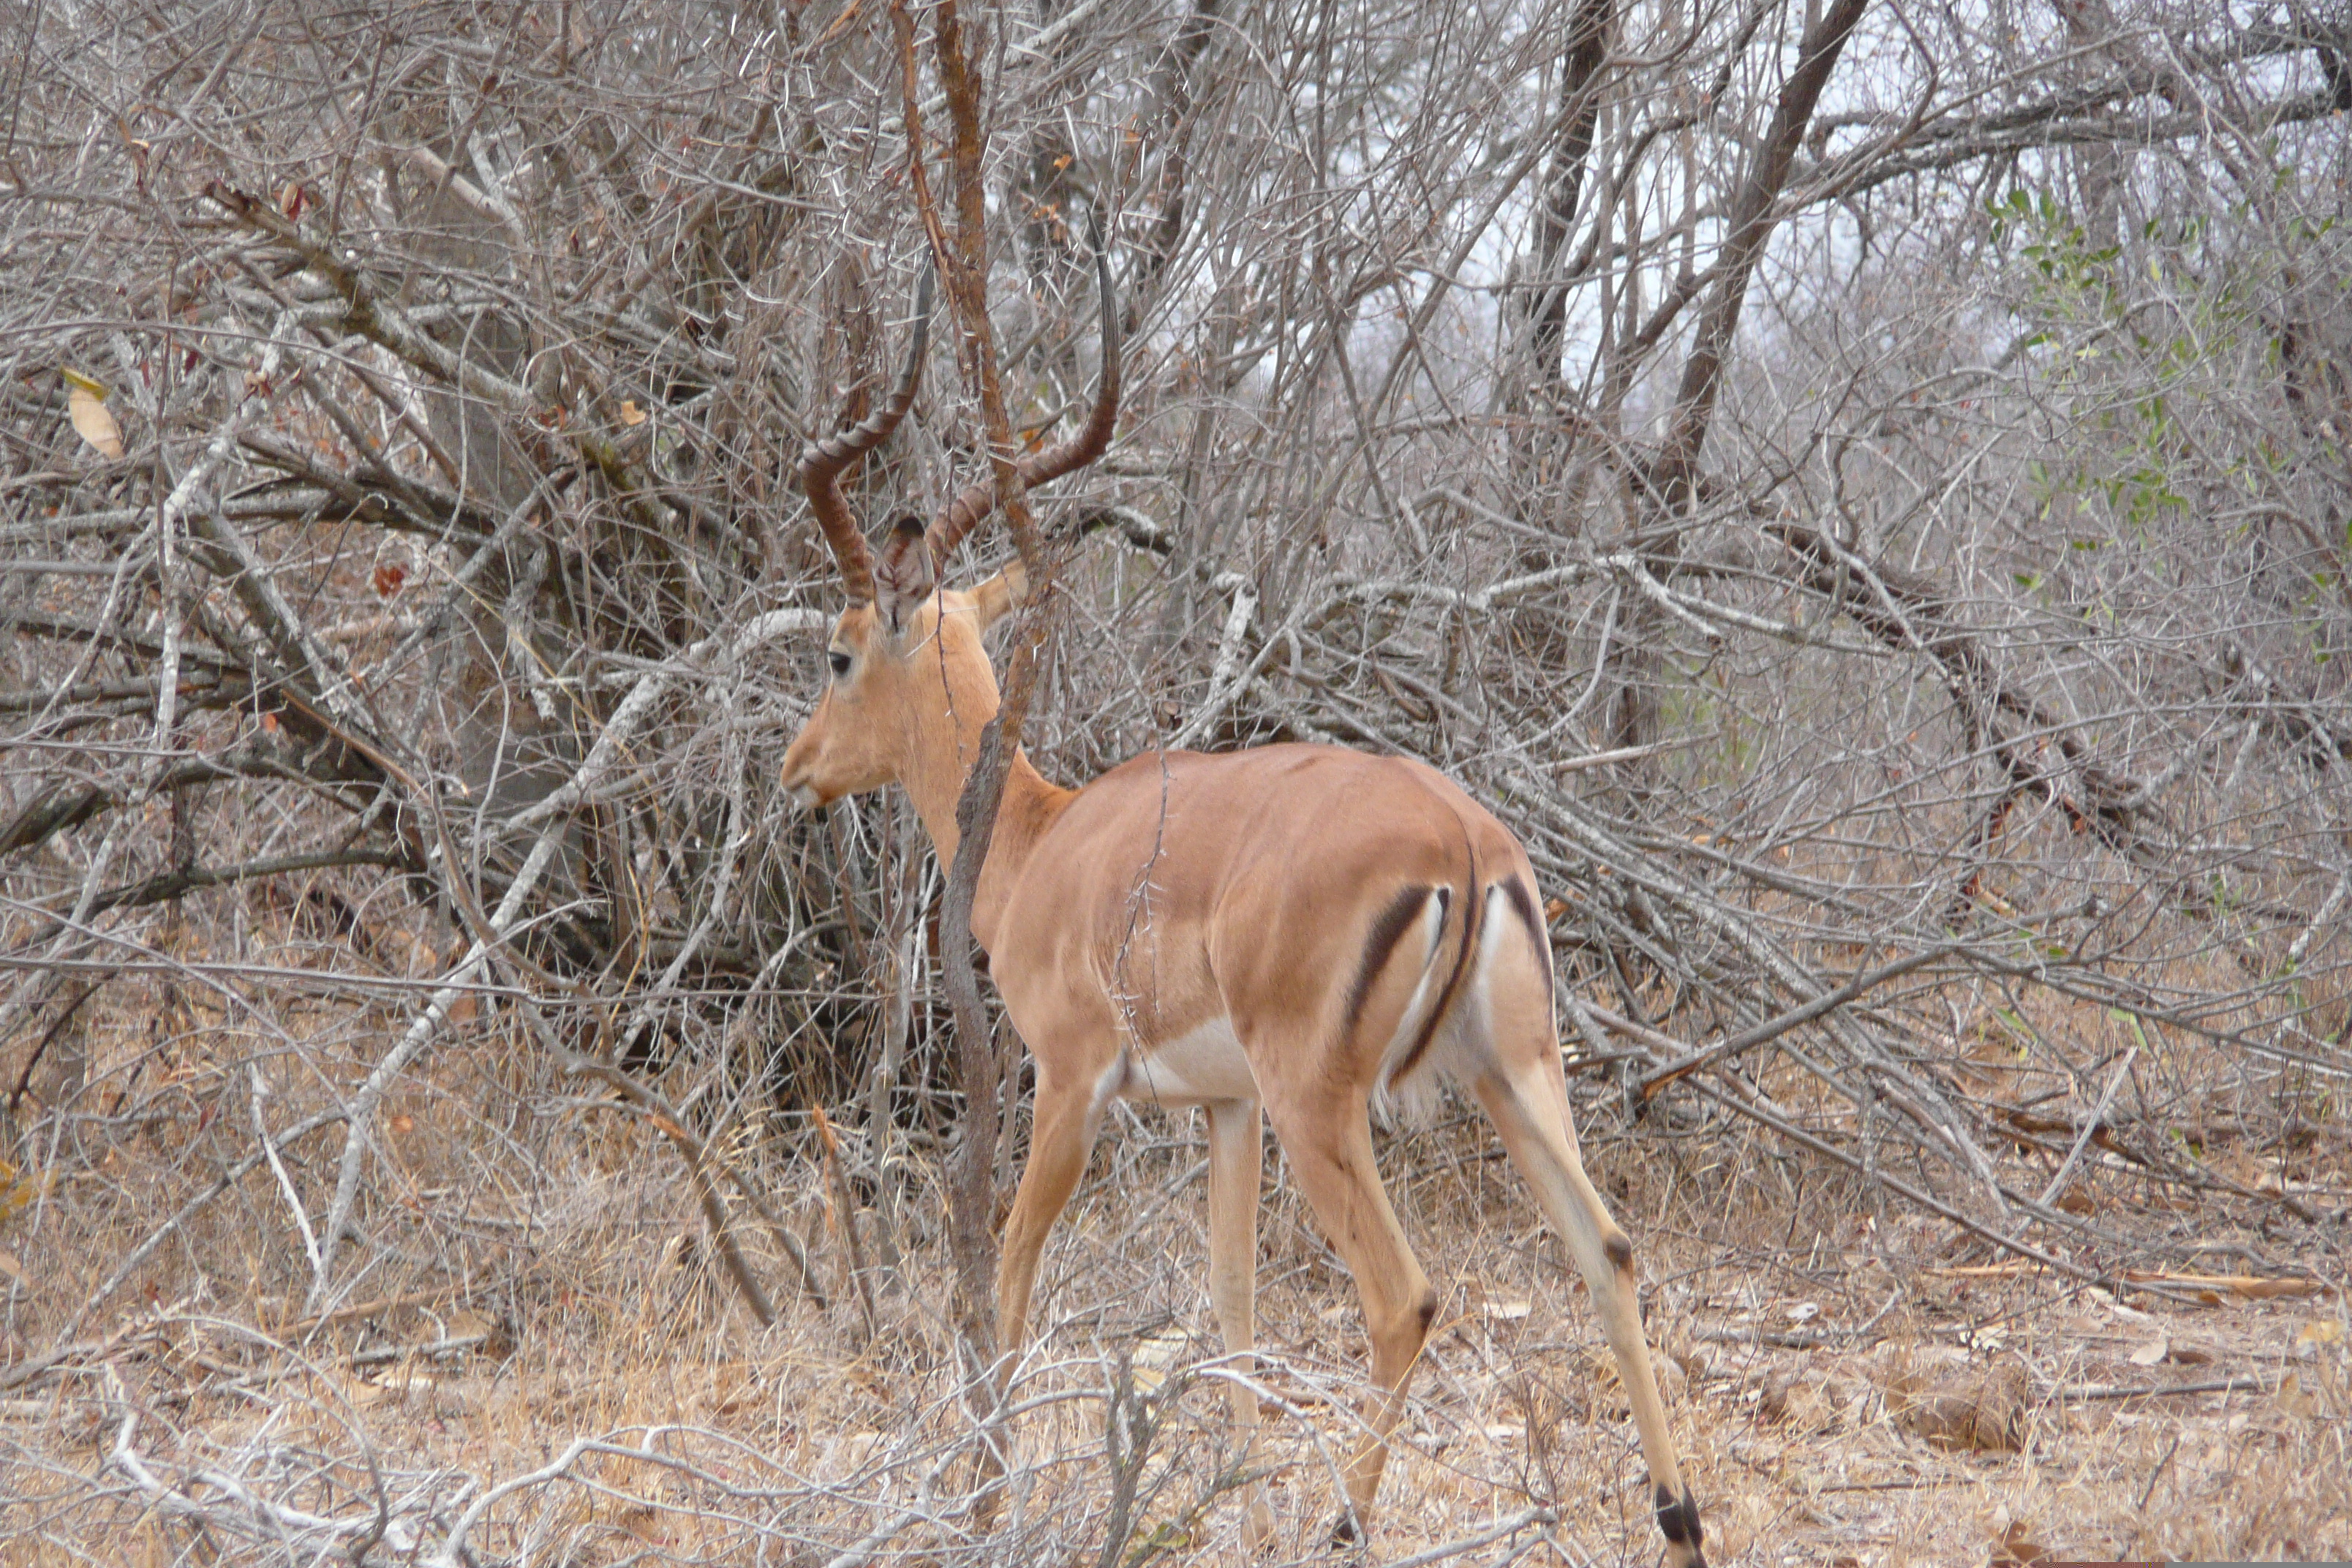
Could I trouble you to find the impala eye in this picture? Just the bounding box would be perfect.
[827,650,851,679]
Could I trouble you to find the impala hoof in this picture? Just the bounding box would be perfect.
[1656,1485,1705,1568]
[1326,1508,1365,1550]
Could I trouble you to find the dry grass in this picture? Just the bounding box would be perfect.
[3,970,2348,1567]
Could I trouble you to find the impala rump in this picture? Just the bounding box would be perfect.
[1364,870,1567,1127]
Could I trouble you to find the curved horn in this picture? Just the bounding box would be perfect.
[797,265,935,604]
[929,215,1120,562]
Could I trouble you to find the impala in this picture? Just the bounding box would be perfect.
[777,249,1704,1565]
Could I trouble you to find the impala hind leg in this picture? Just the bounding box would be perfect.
[1472,1063,1705,1568]
[1264,1092,1436,1544]
[1204,1098,1274,1545]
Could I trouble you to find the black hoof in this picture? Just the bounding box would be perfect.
[1326,1509,1362,1550]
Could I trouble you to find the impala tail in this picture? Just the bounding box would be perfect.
[1368,859,1556,1126]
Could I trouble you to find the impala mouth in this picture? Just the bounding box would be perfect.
[787,783,824,811]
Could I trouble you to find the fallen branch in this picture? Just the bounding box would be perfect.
[2052,1376,2269,1401]
[1635,943,1972,1097]
[1922,1263,2335,1298]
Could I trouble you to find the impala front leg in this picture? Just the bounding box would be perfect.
[997,1067,1102,1350]
[1205,1098,1273,1545]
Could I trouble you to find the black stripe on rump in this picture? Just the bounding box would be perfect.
[1500,872,1552,989]
[1344,884,1438,1043]
[1385,863,1481,1085]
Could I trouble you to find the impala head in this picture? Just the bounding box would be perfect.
[779,518,1028,810]
[780,235,1118,813]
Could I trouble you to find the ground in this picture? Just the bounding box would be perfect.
[2,1052,2346,1564]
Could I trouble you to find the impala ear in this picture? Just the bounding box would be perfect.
[873,516,937,640]
[968,560,1028,630]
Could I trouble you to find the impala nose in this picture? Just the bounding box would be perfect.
[779,755,823,811]
[778,736,823,811]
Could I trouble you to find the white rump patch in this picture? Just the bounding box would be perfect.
[1379,883,1521,1127]
[1373,889,1456,1127]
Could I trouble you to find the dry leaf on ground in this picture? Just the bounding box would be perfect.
[1991,1518,2054,1567]
[63,369,123,459]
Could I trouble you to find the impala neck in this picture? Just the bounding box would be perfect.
[898,703,1072,956]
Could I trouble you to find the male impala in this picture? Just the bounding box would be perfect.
[778,250,1704,1565]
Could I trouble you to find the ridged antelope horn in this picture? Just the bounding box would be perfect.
[796,265,935,604]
